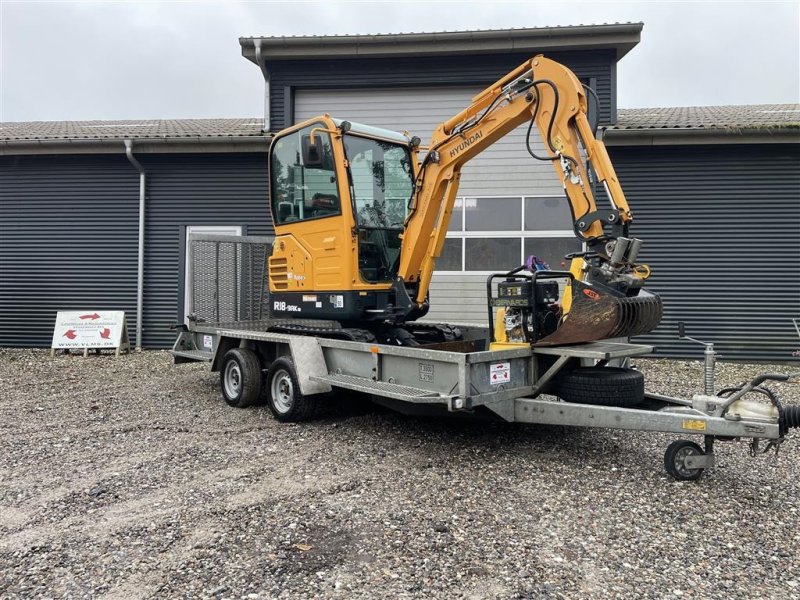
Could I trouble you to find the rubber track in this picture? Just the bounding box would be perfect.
[403,322,463,343]
[267,323,377,343]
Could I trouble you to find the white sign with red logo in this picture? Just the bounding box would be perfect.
[51,311,129,351]
[490,361,511,385]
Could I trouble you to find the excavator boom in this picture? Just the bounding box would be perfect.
[400,56,629,300]
[395,55,661,345]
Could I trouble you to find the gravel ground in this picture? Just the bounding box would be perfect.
[1,348,798,599]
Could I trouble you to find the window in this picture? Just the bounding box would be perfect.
[447,198,463,232]
[343,134,414,228]
[465,197,519,231]
[270,122,341,225]
[524,196,574,230]
[437,238,462,271]
[439,196,582,273]
[465,238,521,271]
[343,134,415,283]
[524,237,582,271]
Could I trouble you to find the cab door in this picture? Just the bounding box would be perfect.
[269,120,350,293]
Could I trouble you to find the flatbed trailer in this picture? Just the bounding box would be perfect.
[173,234,796,480]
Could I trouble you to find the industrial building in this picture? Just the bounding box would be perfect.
[1,23,798,359]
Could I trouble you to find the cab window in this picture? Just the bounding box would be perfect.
[343,135,413,229]
[270,122,340,224]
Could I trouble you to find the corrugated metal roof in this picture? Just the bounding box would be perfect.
[0,118,266,141]
[240,23,642,41]
[3,104,798,145]
[612,104,800,130]
[239,23,643,62]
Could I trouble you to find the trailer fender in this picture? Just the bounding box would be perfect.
[288,336,332,396]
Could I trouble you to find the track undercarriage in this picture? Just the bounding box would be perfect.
[267,320,463,347]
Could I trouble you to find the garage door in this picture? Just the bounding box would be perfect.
[295,87,563,198]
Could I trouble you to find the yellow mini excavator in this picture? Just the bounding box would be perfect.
[265,55,662,347]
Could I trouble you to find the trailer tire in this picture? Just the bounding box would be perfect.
[266,357,319,422]
[554,366,644,407]
[220,348,262,408]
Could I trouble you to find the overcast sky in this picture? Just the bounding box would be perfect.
[1,0,798,122]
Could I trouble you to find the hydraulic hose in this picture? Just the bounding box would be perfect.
[525,79,579,168]
[781,405,800,435]
[582,83,600,135]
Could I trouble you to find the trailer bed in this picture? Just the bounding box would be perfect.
[172,233,793,480]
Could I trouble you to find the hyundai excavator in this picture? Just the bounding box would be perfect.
[265,55,662,347]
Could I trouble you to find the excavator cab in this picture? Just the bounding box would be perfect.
[268,116,423,323]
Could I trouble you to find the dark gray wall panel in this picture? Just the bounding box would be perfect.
[139,153,271,348]
[0,152,272,349]
[268,50,615,131]
[0,154,139,347]
[610,144,800,361]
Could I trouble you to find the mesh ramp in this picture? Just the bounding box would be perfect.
[188,234,272,324]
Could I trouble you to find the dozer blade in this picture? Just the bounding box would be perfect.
[535,280,662,346]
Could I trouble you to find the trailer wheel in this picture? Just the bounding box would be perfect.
[664,440,705,481]
[554,366,644,407]
[220,348,262,408]
[266,357,319,422]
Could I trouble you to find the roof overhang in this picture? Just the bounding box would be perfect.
[0,135,272,156]
[240,23,642,65]
[601,127,800,146]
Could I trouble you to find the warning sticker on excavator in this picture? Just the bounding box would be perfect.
[490,362,510,385]
[682,419,707,431]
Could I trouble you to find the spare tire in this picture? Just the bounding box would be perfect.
[554,366,644,407]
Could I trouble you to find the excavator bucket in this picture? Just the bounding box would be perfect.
[535,280,663,346]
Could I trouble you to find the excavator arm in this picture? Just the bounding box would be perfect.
[398,55,636,305]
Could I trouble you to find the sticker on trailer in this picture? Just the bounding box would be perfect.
[490,362,511,385]
[203,335,213,349]
[682,419,707,431]
[419,363,434,382]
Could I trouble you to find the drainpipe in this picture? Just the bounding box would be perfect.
[124,139,145,351]
[254,39,271,132]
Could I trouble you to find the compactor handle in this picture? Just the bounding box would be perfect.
[564,251,599,260]
[751,373,791,386]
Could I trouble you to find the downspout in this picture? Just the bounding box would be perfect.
[254,39,271,132]
[124,139,145,351]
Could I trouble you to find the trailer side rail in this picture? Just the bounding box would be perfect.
[515,398,780,439]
